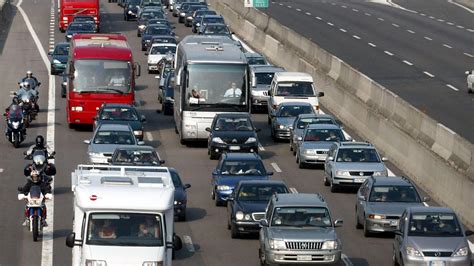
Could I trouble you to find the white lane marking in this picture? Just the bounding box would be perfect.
[384,51,394,56]
[258,142,265,151]
[446,84,459,91]
[353,35,361,40]
[305,12,311,15]
[447,0,474,13]
[428,16,435,19]
[377,17,385,21]
[352,8,359,12]
[289,187,298,193]
[364,12,371,16]
[145,132,153,141]
[456,25,464,29]
[464,52,474,58]
[447,22,454,25]
[437,19,444,22]
[368,42,377,47]
[342,254,354,266]
[279,3,283,6]
[403,60,413,66]
[407,29,415,34]
[271,162,282,173]
[0,168,3,173]
[340,28,347,33]
[392,23,400,27]
[387,168,395,177]
[287,5,292,8]
[316,16,322,20]
[442,44,452,49]
[467,29,474,32]
[424,36,432,41]
[296,8,301,12]
[17,0,56,265]
[341,5,347,8]
[423,71,435,78]
[327,22,334,26]
[182,235,195,253]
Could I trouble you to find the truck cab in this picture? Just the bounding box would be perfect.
[66,165,182,266]
[267,72,324,118]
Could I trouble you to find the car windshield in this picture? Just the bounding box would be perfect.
[369,186,421,203]
[86,213,164,246]
[140,11,164,20]
[68,23,95,32]
[72,59,132,93]
[93,131,135,145]
[277,105,314,117]
[220,160,266,176]
[214,117,253,131]
[203,25,229,35]
[100,107,138,121]
[303,128,344,142]
[113,149,160,165]
[247,57,266,65]
[271,207,332,227]
[196,10,215,17]
[276,82,314,96]
[255,72,276,85]
[150,45,176,55]
[336,148,381,163]
[54,44,69,55]
[146,27,171,35]
[408,213,463,237]
[297,117,335,129]
[237,185,288,201]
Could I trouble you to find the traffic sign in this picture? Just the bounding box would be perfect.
[244,0,269,8]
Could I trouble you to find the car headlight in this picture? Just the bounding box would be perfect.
[187,16,192,20]
[24,98,30,103]
[368,214,385,219]
[145,39,151,43]
[269,239,286,250]
[12,121,20,129]
[321,240,338,250]
[142,262,163,266]
[275,124,285,129]
[245,137,257,144]
[212,137,225,144]
[128,10,132,14]
[66,35,72,39]
[180,12,185,16]
[86,260,107,266]
[236,211,244,220]
[174,200,185,205]
[133,130,143,136]
[406,246,422,257]
[335,170,351,176]
[453,246,469,257]
[139,25,146,29]
[372,171,386,176]
[88,152,104,158]
[304,149,316,155]
[53,59,61,64]
[196,23,200,26]
[217,185,231,191]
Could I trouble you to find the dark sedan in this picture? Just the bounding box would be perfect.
[71,15,98,32]
[206,113,260,160]
[169,168,191,221]
[94,103,147,140]
[137,10,166,37]
[269,102,315,141]
[227,180,289,238]
[141,24,174,51]
[65,23,96,42]
[183,4,207,26]
[48,42,69,75]
[178,3,206,23]
[211,153,272,206]
[123,0,141,20]
[191,9,216,33]
[197,14,225,34]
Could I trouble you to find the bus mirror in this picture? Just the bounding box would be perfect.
[135,63,141,77]
[251,76,256,87]
[175,68,182,86]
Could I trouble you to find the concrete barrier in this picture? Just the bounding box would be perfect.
[209,0,474,228]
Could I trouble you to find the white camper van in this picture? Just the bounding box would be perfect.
[66,165,182,266]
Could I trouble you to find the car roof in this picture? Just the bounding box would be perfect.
[55,42,70,47]
[223,152,261,160]
[279,101,313,107]
[202,14,223,18]
[272,193,327,207]
[204,23,227,27]
[407,206,455,214]
[97,123,132,131]
[370,176,414,186]
[274,72,313,82]
[297,113,334,119]
[305,124,341,130]
[250,65,284,73]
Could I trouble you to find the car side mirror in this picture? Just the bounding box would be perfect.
[297,137,303,141]
[465,71,470,75]
[465,230,473,236]
[83,140,91,144]
[266,171,274,176]
[137,141,145,145]
[318,91,324,97]
[65,232,76,248]
[255,128,261,132]
[141,115,146,122]
[183,184,191,190]
[205,127,211,132]
[333,219,343,227]
[382,157,388,162]
[327,156,334,161]
[288,126,293,130]
[173,234,183,251]
[259,219,268,227]
[422,196,430,202]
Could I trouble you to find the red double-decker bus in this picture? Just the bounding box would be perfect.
[59,0,100,32]
[66,34,140,127]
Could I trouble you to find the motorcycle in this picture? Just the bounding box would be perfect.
[24,150,55,184]
[17,185,52,242]
[17,92,37,127]
[4,106,26,148]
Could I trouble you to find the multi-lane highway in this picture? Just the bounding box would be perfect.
[0,0,472,265]
[264,0,474,142]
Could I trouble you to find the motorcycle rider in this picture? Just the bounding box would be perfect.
[25,135,54,158]
[21,70,40,89]
[3,96,22,120]
[24,135,56,179]
[16,82,39,113]
[19,170,51,226]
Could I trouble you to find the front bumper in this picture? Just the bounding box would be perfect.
[215,189,233,202]
[231,219,261,233]
[365,218,399,233]
[300,153,327,164]
[332,175,367,186]
[51,63,66,73]
[210,142,258,155]
[402,254,471,266]
[274,128,291,139]
[265,249,342,264]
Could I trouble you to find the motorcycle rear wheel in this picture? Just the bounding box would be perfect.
[32,216,39,242]
[13,135,19,148]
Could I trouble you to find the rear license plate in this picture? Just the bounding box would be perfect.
[429,261,445,266]
[354,178,365,183]
[297,255,312,261]
[229,146,240,151]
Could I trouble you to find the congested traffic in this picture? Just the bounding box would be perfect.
[2,0,473,265]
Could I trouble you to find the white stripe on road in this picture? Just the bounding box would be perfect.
[368,42,376,47]
[271,162,282,173]
[296,8,301,12]
[0,168,3,173]
[403,60,413,66]
[392,23,400,27]
[316,16,322,20]
[352,8,359,12]
[305,12,311,15]
[340,28,347,33]
[446,84,459,91]
[342,254,354,266]
[464,52,474,58]
[258,142,265,151]
[456,25,464,29]
[442,44,452,49]
[364,13,371,16]
[327,22,334,26]
[17,0,56,265]
[424,36,432,41]
[145,132,153,141]
[447,22,454,25]
[384,51,394,56]
[377,17,384,21]
[353,35,361,40]
[423,71,435,78]
[182,235,195,253]
[407,29,415,34]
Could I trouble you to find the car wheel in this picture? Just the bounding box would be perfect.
[355,208,363,229]
[289,142,293,151]
[324,174,330,186]
[363,218,371,237]
[227,216,231,230]
[230,223,239,239]
[178,212,186,222]
[297,154,305,169]
[209,151,218,160]
[215,196,222,206]
[330,177,338,193]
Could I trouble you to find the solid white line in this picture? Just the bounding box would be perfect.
[271,162,282,173]
[258,142,265,151]
[424,36,432,41]
[17,0,56,264]
[316,16,322,20]
[407,29,415,34]
[353,35,361,39]
[377,17,384,21]
[340,28,347,33]
[182,235,195,253]
[364,12,371,16]
[464,53,474,58]
[443,44,452,48]
[384,51,394,56]
[423,71,435,78]
[279,3,283,6]
[446,84,459,91]
[403,60,413,66]
[145,132,153,141]
[447,0,474,13]
[342,254,353,266]
[392,23,400,27]
[368,42,376,47]
[305,12,311,15]
[327,22,334,26]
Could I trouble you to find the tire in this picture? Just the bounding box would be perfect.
[392,252,400,266]
[32,216,39,242]
[13,136,19,148]
[215,195,223,206]
[363,218,371,237]
[267,117,271,125]
[50,68,55,75]
[324,174,330,186]
[468,88,473,94]
[230,223,239,239]
[297,154,305,169]
[209,151,218,160]
[61,88,66,98]
[355,208,363,229]
[227,216,231,230]
[330,177,338,193]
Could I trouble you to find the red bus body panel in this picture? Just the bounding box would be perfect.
[59,0,100,31]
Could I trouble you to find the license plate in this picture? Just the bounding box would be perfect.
[229,146,240,151]
[354,178,365,183]
[389,220,398,226]
[429,261,445,266]
[297,255,312,261]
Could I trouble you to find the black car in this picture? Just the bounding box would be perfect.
[71,15,98,32]
[141,24,174,51]
[227,180,289,238]
[65,23,96,42]
[110,145,165,165]
[197,14,225,34]
[123,0,141,20]
[178,3,206,23]
[48,42,69,75]
[137,10,166,37]
[159,71,174,115]
[191,9,216,33]
[183,4,207,26]
[169,167,191,221]
[206,113,260,160]
[94,103,147,140]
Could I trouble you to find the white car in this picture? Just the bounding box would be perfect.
[147,43,177,73]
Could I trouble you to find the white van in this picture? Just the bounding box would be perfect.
[66,165,182,266]
[267,72,324,120]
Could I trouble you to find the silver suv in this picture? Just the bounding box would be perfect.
[393,206,473,266]
[259,193,343,265]
[324,142,388,193]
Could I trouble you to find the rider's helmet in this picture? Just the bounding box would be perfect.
[26,70,33,78]
[30,170,41,183]
[35,135,45,147]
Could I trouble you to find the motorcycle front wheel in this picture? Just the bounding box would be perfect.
[13,135,19,148]
[32,216,39,242]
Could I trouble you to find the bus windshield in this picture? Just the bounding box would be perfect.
[185,64,247,109]
[72,60,132,94]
